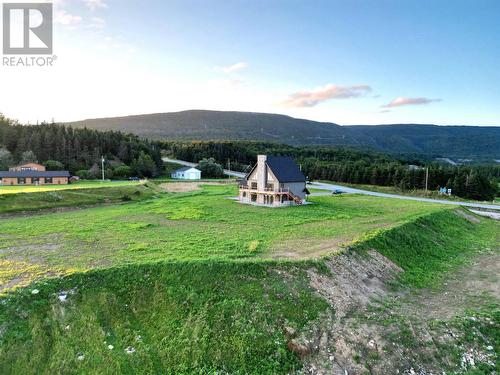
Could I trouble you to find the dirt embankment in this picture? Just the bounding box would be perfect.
[293,249,499,375]
[294,250,402,374]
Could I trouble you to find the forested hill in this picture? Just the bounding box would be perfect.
[0,115,163,177]
[66,110,500,160]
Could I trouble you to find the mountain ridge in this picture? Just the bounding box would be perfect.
[65,110,500,159]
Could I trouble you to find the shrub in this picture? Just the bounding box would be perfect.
[197,158,224,178]
[114,165,133,178]
[75,170,95,180]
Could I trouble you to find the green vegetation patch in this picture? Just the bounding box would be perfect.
[352,209,499,288]
[0,261,328,375]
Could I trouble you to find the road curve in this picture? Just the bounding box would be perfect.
[310,182,500,211]
[163,157,500,211]
[162,157,246,178]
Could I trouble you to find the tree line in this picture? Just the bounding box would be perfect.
[0,115,163,178]
[161,141,499,201]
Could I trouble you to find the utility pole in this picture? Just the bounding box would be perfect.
[425,167,429,194]
[227,159,231,179]
[101,156,105,182]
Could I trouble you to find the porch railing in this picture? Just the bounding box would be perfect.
[239,185,290,194]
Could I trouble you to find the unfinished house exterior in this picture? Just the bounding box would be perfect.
[239,155,309,207]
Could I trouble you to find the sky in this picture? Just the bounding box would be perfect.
[1,0,500,125]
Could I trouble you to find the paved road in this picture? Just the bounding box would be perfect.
[162,157,246,178]
[163,157,500,211]
[469,210,500,220]
[310,181,500,211]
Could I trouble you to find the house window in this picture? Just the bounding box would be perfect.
[242,192,247,198]
[18,178,26,184]
[45,177,53,184]
[251,182,257,190]
[265,183,274,191]
[32,177,40,185]
[251,194,257,202]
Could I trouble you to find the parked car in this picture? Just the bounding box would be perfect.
[332,189,345,195]
[129,177,140,181]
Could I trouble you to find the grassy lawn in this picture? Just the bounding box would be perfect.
[0,183,498,374]
[0,184,447,290]
[0,180,143,195]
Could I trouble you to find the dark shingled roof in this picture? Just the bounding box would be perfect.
[173,166,192,173]
[266,156,305,183]
[0,171,70,178]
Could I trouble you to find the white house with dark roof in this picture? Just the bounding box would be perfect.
[239,155,309,206]
[171,166,201,180]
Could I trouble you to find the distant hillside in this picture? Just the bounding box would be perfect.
[66,110,500,159]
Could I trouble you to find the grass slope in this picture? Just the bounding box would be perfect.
[0,183,157,214]
[0,184,498,374]
[0,181,143,195]
[0,262,328,375]
[353,210,499,288]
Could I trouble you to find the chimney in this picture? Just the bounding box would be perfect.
[257,155,267,191]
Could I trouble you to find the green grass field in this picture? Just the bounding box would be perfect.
[0,180,142,195]
[0,183,498,374]
[0,184,447,289]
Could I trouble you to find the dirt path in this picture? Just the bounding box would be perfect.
[402,251,500,320]
[159,181,233,192]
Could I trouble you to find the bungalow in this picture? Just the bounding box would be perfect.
[239,155,309,207]
[171,166,201,180]
[0,163,70,185]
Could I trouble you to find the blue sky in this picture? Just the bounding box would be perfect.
[1,0,500,125]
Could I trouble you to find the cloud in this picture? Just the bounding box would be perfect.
[382,97,442,108]
[281,84,372,108]
[220,62,248,73]
[83,0,108,11]
[88,17,106,28]
[54,10,82,26]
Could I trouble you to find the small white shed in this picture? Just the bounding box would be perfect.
[171,166,201,180]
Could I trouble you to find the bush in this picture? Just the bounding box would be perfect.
[114,165,133,178]
[197,158,224,178]
[75,170,95,180]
